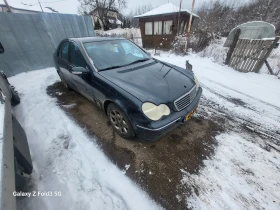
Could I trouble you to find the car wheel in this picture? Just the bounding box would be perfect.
[107,103,135,139]
[10,87,20,106]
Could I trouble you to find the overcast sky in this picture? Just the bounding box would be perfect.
[0,0,247,15]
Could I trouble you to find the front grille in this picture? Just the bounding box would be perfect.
[174,86,197,111]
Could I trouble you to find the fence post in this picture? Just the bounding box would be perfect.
[254,36,280,73]
[225,29,241,65]
[264,60,274,75]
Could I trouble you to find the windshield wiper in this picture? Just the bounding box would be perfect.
[126,58,150,66]
[99,58,150,71]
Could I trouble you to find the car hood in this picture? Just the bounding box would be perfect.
[99,60,196,105]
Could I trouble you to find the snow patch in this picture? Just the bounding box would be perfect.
[125,164,130,171]
[61,104,76,109]
[183,133,280,210]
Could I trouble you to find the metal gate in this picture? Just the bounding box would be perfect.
[0,12,95,77]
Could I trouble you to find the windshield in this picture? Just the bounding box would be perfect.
[83,40,150,71]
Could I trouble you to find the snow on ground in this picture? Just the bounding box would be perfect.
[154,52,280,108]
[184,133,280,210]
[154,52,280,209]
[265,45,280,75]
[9,69,161,210]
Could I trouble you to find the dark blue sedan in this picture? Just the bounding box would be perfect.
[53,37,202,141]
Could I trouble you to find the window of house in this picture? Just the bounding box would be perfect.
[145,22,153,35]
[70,43,87,68]
[154,21,162,35]
[163,20,173,35]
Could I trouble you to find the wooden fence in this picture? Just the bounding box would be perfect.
[228,37,279,73]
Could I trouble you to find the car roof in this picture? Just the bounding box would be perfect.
[68,37,126,43]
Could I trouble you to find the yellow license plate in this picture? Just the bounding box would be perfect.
[185,107,197,121]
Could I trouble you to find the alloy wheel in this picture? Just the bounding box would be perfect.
[109,109,129,135]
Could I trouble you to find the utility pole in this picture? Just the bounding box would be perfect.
[3,0,12,12]
[184,0,196,55]
[177,0,183,35]
[38,0,44,12]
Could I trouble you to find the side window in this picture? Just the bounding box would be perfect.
[70,43,87,68]
[61,42,69,61]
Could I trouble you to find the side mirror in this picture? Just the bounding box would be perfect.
[71,67,89,75]
[146,52,151,56]
[0,42,4,54]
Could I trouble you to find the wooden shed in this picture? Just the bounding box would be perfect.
[134,3,199,49]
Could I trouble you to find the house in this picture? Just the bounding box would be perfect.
[0,4,39,14]
[90,7,122,29]
[134,3,199,49]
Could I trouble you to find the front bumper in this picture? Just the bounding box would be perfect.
[135,87,202,141]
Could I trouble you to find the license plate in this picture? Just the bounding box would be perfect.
[185,107,197,121]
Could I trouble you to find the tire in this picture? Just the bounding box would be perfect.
[11,87,20,106]
[107,103,135,139]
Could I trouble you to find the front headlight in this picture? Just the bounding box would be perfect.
[142,102,170,121]
[194,74,200,90]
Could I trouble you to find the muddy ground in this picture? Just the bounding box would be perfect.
[47,82,224,210]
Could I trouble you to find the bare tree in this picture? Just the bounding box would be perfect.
[126,3,154,28]
[187,0,280,52]
[78,0,127,30]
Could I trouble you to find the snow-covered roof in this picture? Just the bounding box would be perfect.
[134,3,199,18]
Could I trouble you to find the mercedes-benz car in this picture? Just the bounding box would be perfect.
[53,37,202,141]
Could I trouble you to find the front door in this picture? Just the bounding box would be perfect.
[57,41,75,88]
[68,42,95,101]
